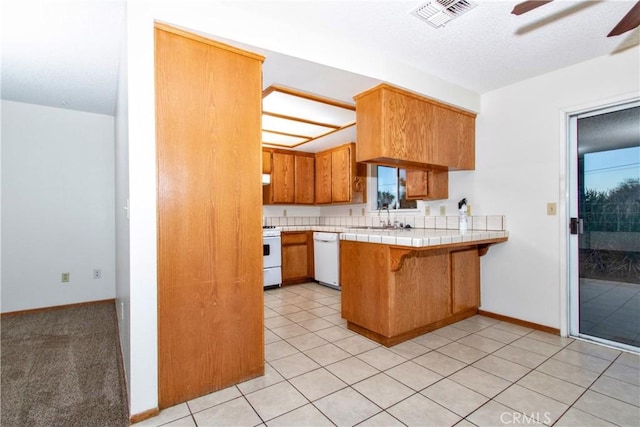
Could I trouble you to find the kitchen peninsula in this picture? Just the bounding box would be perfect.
[339,227,508,346]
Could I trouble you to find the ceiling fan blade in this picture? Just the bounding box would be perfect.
[608,0,640,37]
[511,0,554,16]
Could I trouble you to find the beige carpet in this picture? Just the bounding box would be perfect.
[1,301,129,426]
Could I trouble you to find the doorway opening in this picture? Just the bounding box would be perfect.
[568,101,640,351]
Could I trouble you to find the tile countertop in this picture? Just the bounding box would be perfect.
[279,226,509,248]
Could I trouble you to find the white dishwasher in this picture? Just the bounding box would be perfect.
[313,232,340,290]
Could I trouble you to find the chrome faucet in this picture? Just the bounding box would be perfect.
[378,204,391,227]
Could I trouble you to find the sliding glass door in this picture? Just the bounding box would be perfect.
[569,102,640,350]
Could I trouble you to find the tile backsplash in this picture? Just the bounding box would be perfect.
[264,215,507,231]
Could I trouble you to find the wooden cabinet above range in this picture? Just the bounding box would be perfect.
[353,83,476,170]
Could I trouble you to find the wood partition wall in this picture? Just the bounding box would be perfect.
[155,23,264,408]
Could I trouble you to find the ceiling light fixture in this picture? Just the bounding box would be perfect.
[412,0,478,28]
[262,85,355,149]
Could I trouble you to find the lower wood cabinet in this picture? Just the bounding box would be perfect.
[451,248,480,313]
[340,241,491,346]
[282,231,314,285]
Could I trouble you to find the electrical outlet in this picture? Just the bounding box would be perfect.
[283,209,287,217]
[547,202,557,216]
[424,206,430,216]
[349,208,353,216]
[361,208,365,216]
[93,269,102,279]
[61,272,70,282]
[439,205,446,216]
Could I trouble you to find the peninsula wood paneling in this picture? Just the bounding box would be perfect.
[390,249,451,336]
[340,241,391,335]
[340,239,497,346]
[155,24,264,409]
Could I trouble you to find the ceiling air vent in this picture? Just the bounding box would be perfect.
[412,0,477,28]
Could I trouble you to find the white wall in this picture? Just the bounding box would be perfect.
[1,100,116,312]
[126,2,158,416]
[449,47,640,329]
[115,2,132,401]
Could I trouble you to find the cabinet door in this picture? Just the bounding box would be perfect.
[451,248,480,313]
[432,106,475,170]
[282,232,310,284]
[271,152,295,204]
[406,169,448,200]
[262,151,272,174]
[315,151,332,204]
[295,155,315,204]
[331,146,351,203]
[282,245,309,281]
[406,169,429,199]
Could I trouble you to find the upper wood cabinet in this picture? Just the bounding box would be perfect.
[354,83,476,170]
[262,151,272,174]
[270,152,295,204]
[331,146,351,203]
[315,151,332,204]
[406,168,449,200]
[294,155,315,204]
[315,143,366,205]
[264,149,315,205]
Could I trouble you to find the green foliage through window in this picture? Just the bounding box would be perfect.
[376,166,417,210]
[583,178,640,232]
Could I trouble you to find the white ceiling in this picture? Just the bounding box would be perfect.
[1,0,638,151]
[231,0,639,94]
[1,0,125,115]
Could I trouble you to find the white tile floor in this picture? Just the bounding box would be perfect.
[137,282,640,427]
